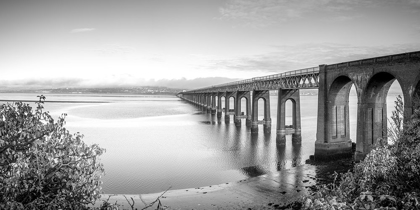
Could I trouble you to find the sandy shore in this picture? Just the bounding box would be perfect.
[92,164,320,209]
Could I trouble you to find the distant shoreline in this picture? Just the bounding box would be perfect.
[0,99,109,103]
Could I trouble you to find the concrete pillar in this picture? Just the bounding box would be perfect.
[200,94,206,111]
[225,93,230,123]
[225,92,234,123]
[251,90,259,133]
[234,93,242,126]
[355,102,388,161]
[292,91,302,144]
[217,93,222,119]
[251,90,271,134]
[234,91,250,127]
[276,89,301,145]
[246,93,252,127]
[203,94,207,111]
[315,65,352,160]
[206,94,211,113]
[263,93,271,134]
[211,94,216,115]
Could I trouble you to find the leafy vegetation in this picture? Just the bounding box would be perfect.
[0,96,105,209]
[303,96,420,209]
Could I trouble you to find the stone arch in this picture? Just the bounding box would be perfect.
[220,96,226,110]
[228,96,235,110]
[240,96,249,115]
[412,76,420,112]
[251,90,271,133]
[360,72,398,150]
[327,75,355,143]
[285,98,297,129]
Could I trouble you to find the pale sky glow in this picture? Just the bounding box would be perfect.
[1,0,420,89]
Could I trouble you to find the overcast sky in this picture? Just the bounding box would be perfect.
[1,0,420,89]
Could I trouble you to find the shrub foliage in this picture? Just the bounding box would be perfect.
[0,96,105,209]
[304,96,420,209]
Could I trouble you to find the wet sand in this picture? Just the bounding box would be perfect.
[92,159,353,209]
[93,164,320,209]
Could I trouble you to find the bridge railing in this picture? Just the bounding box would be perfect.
[251,66,319,82]
[189,66,319,92]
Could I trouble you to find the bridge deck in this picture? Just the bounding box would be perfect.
[184,67,319,93]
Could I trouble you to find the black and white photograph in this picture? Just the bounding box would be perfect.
[1,0,420,209]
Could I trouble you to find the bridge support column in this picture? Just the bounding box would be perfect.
[315,65,352,160]
[246,92,252,127]
[224,92,230,123]
[234,91,250,127]
[217,93,222,119]
[209,94,213,113]
[224,92,235,123]
[251,90,271,134]
[263,93,271,134]
[234,93,241,126]
[291,92,302,144]
[354,100,388,161]
[201,94,207,112]
[211,94,216,115]
[276,89,301,146]
[199,94,203,107]
[204,94,208,112]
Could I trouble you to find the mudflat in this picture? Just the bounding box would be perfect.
[93,164,323,209]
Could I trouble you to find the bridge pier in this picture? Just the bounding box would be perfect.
[203,94,208,112]
[207,94,212,113]
[234,92,241,126]
[315,65,354,160]
[224,92,230,123]
[224,92,235,123]
[211,94,216,115]
[251,90,271,134]
[217,93,222,119]
[354,103,387,161]
[276,89,301,146]
[234,91,251,127]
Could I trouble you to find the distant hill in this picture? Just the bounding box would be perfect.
[0,86,184,95]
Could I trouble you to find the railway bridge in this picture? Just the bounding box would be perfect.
[178,51,420,160]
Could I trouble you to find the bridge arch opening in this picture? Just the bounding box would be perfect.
[240,97,248,116]
[328,76,354,143]
[229,96,235,111]
[387,81,403,143]
[220,96,226,111]
[257,98,266,121]
[285,99,295,128]
[363,72,403,145]
[349,84,357,143]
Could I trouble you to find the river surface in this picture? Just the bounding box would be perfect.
[0,92,400,194]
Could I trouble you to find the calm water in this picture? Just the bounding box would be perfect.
[0,92,401,194]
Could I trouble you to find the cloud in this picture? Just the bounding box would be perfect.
[218,0,359,27]
[85,44,136,58]
[218,0,420,27]
[0,77,240,90]
[207,43,420,74]
[0,78,84,90]
[70,28,96,33]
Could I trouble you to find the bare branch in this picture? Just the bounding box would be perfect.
[141,186,171,210]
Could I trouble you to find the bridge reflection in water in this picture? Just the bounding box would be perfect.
[179,51,420,161]
[199,114,305,174]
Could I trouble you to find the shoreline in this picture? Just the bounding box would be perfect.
[92,164,320,209]
[0,99,109,103]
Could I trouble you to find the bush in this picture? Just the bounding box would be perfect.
[304,96,420,209]
[0,96,105,209]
